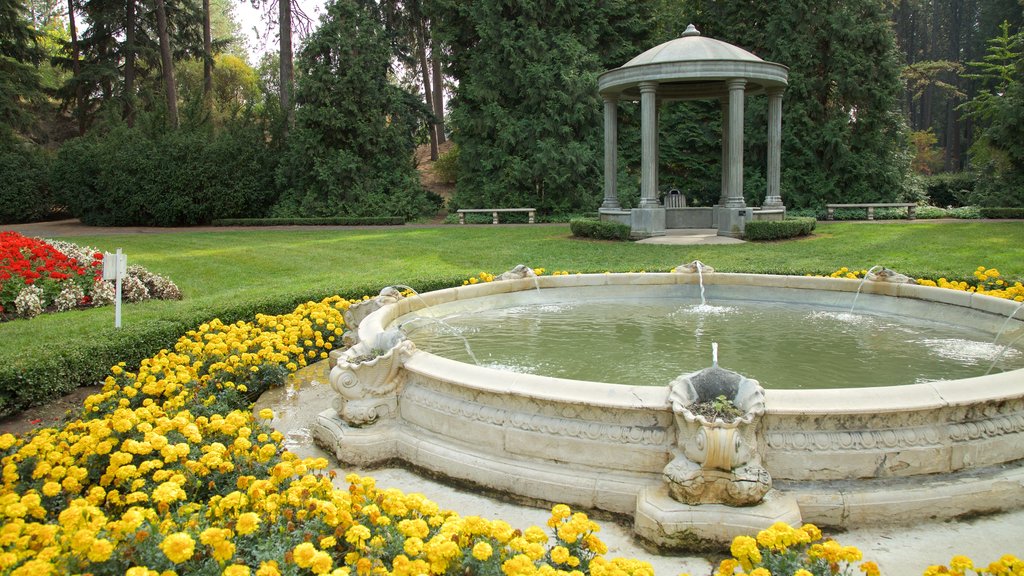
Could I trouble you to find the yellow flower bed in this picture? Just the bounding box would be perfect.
[825,266,1024,302]
[0,295,645,576]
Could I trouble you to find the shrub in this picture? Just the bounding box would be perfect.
[979,207,1024,219]
[211,217,405,226]
[743,217,816,241]
[924,172,976,207]
[433,142,459,184]
[0,135,55,224]
[51,123,279,226]
[569,218,631,241]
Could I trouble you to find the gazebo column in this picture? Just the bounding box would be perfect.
[600,94,621,211]
[763,87,785,210]
[630,81,665,238]
[725,79,746,208]
[719,96,729,207]
[718,78,748,238]
[639,81,659,208]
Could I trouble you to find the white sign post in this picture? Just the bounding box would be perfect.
[102,249,127,328]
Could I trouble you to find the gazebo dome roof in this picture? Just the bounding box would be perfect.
[598,24,788,100]
[622,24,765,68]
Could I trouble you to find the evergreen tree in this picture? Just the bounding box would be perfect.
[692,0,911,208]
[960,20,1024,205]
[433,0,650,214]
[273,0,437,219]
[0,0,44,136]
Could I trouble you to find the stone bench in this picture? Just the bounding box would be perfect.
[457,208,536,224]
[826,203,917,221]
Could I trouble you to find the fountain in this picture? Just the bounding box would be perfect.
[313,266,1024,550]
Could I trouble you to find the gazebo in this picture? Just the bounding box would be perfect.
[597,24,789,238]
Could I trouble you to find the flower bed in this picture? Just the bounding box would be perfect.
[0,232,181,321]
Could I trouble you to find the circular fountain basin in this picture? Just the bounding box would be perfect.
[314,273,1024,538]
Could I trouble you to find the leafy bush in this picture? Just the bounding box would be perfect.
[979,207,1024,219]
[743,217,816,241]
[51,122,279,226]
[0,135,56,224]
[211,217,405,226]
[433,142,459,184]
[569,218,631,241]
[924,172,976,207]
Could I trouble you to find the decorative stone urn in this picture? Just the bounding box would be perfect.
[663,363,770,506]
[330,329,415,426]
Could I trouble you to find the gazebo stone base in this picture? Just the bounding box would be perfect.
[633,485,802,551]
[717,207,748,238]
[630,207,666,239]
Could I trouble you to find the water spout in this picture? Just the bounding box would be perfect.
[986,301,1024,375]
[712,342,719,368]
[849,265,884,313]
[399,316,480,365]
[696,261,707,307]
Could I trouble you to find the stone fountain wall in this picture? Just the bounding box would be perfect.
[313,273,1024,549]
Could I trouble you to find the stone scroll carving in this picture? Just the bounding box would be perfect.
[330,329,415,426]
[663,365,771,506]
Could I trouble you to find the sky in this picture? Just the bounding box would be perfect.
[234,0,327,63]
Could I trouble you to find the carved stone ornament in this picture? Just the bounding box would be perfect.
[330,329,415,426]
[496,264,537,281]
[865,267,917,285]
[673,260,715,274]
[663,364,771,506]
[342,286,405,345]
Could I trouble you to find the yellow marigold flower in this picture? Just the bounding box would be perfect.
[801,523,822,541]
[87,538,115,562]
[749,569,771,576]
[293,542,317,568]
[404,537,423,557]
[860,561,881,576]
[794,570,813,576]
[551,546,571,564]
[224,565,250,576]
[472,542,493,561]
[501,554,535,576]
[950,556,973,572]
[311,551,333,575]
[255,561,281,576]
[0,434,15,450]
[161,532,196,564]
[236,512,260,536]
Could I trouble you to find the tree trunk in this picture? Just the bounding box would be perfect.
[203,0,212,104]
[155,0,179,128]
[416,22,438,161]
[124,0,136,127]
[280,0,294,132]
[68,0,85,135]
[430,32,445,144]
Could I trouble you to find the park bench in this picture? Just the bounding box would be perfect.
[457,208,536,224]
[825,203,917,221]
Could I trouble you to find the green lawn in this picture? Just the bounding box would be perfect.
[0,220,1021,413]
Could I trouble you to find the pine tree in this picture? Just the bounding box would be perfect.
[273,0,436,219]
[0,0,44,136]
[433,0,651,214]
[691,0,911,208]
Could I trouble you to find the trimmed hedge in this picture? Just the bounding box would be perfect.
[569,218,631,241]
[743,217,817,241]
[924,172,975,207]
[211,216,405,226]
[979,207,1024,219]
[0,275,466,419]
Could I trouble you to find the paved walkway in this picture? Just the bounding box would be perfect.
[258,363,1024,576]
